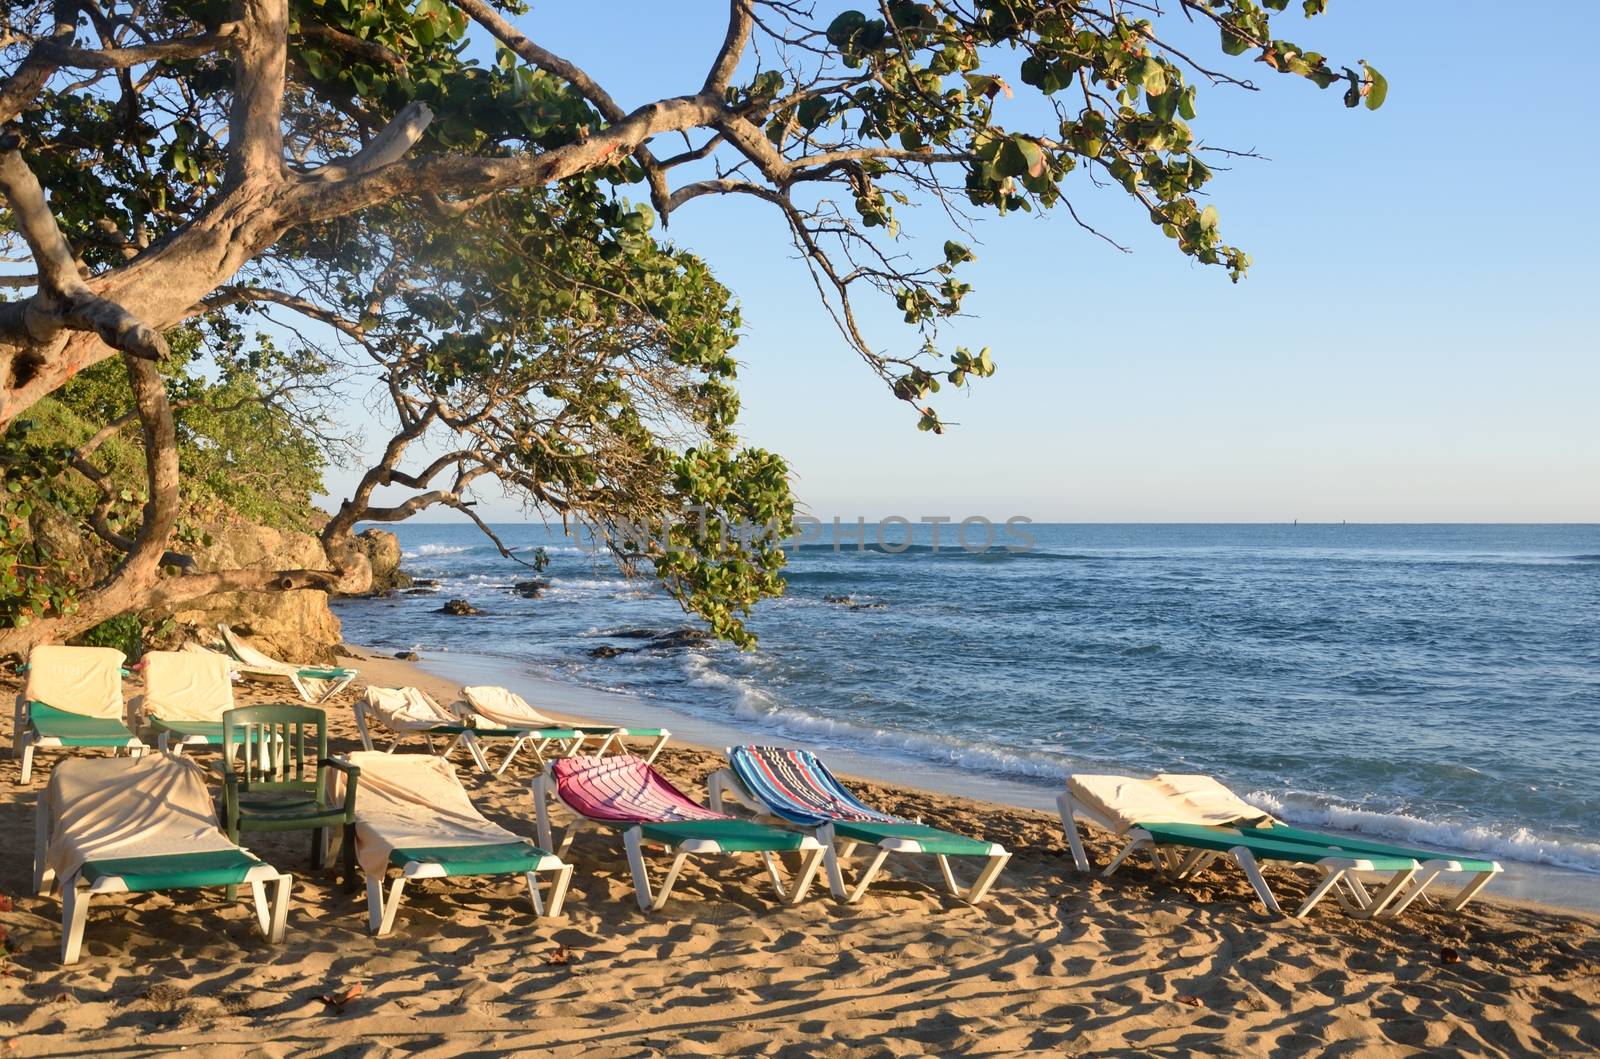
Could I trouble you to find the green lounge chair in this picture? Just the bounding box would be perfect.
[132,649,240,755]
[1061,772,1501,918]
[708,745,1010,904]
[1247,823,1501,915]
[533,755,825,911]
[337,751,573,935]
[13,645,145,784]
[34,754,292,964]
[460,685,671,775]
[217,624,357,703]
[355,685,500,773]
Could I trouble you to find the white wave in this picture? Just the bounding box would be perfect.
[677,653,1074,782]
[1246,790,1600,875]
[401,543,472,558]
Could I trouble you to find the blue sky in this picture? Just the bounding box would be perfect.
[323,1,1600,523]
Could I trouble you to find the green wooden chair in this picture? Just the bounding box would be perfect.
[217,704,360,895]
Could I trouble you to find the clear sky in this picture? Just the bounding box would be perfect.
[321,1,1600,523]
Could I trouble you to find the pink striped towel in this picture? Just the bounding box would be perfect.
[552,755,727,824]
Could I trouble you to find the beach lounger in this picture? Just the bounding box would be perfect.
[334,751,573,935]
[130,649,237,755]
[33,754,291,964]
[1059,773,1500,918]
[354,686,498,773]
[708,746,1010,905]
[532,754,826,911]
[459,684,671,775]
[12,645,145,784]
[217,624,357,703]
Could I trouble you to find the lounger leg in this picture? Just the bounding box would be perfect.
[494,735,528,777]
[269,875,292,943]
[20,740,35,785]
[1056,793,1091,872]
[1230,847,1283,916]
[1293,868,1349,919]
[1357,867,1419,919]
[61,882,90,965]
[643,732,669,765]
[250,880,271,934]
[593,730,622,757]
[789,847,826,904]
[821,827,849,900]
[543,864,574,917]
[460,732,492,775]
[761,851,788,901]
[964,852,1012,905]
[1102,837,1144,877]
[377,876,407,936]
[524,871,546,917]
[310,827,326,870]
[1445,870,1497,913]
[355,707,374,751]
[651,850,690,911]
[937,854,959,896]
[532,776,555,850]
[847,847,892,904]
[623,828,656,911]
[366,875,385,935]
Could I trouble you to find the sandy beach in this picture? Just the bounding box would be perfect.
[0,650,1595,1057]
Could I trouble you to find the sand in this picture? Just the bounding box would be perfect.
[0,650,1595,1056]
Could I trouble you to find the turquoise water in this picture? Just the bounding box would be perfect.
[334,523,1600,879]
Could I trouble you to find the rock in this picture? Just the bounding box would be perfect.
[647,628,711,651]
[511,579,549,599]
[412,578,441,587]
[401,587,439,595]
[824,594,885,610]
[394,650,420,662]
[337,644,368,660]
[611,628,659,639]
[849,602,887,611]
[437,598,482,616]
[356,529,412,595]
[823,594,852,604]
[589,644,632,659]
[170,519,347,664]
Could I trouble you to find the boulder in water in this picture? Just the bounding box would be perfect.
[394,650,421,661]
[437,598,482,616]
[512,579,548,599]
[589,644,632,659]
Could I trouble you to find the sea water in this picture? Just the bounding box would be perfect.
[333,522,1600,902]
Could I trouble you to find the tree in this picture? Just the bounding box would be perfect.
[0,0,1384,652]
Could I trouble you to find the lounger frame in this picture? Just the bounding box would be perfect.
[531,773,824,911]
[363,853,574,936]
[708,765,1010,905]
[1057,791,1497,919]
[14,700,146,785]
[32,804,290,964]
[451,701,672,776]
[352,696,494,772]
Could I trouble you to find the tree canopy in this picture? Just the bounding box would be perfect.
[0,0,1383,652]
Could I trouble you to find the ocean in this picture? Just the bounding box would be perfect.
[333,522,1600,901]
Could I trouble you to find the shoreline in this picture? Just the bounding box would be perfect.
[356,643,1600,918]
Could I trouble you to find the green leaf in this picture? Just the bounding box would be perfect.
[1362,62,1387,110]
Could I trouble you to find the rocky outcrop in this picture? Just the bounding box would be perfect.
[356,528,412,595]
[170,519,352,663]
[438,598,481,616]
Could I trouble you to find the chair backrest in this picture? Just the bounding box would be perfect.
[730,746,902,826]
[462,685,557,727]
[23,645,126,720]
[140,649,233,722]
[221,704,328,798]
[551,754,727,824]
[218,624,291,670]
